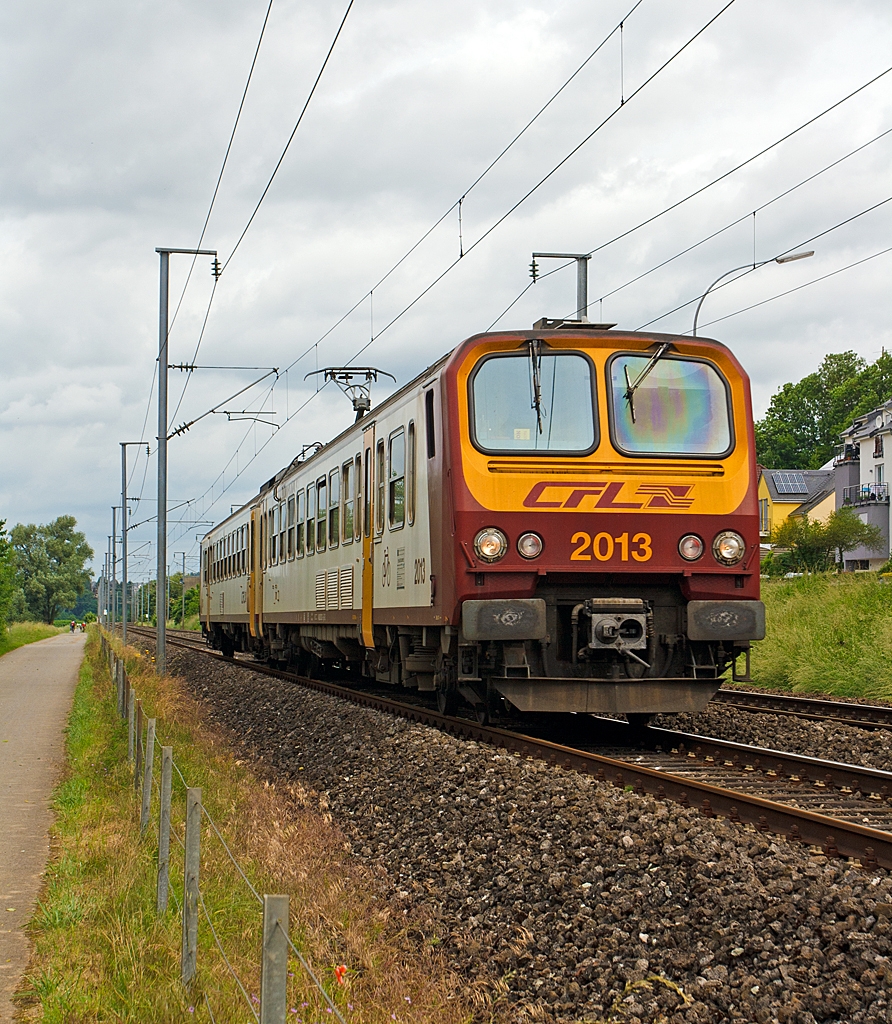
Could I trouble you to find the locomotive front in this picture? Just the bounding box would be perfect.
[440,325,764,718]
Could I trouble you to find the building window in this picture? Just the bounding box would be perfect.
[875,435,884,458]
[878,464,885,485]
[759,497,770,535]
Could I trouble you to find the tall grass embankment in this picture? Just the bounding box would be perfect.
[0,621,62,658]
[16,629,477,1024]
[751,572,892,698]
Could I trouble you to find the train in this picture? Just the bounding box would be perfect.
[199,319,764,722]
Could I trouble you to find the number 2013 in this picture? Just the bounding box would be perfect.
[571,531,652,562]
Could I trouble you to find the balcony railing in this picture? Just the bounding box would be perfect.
[833,444,860,466]
[842,482,889,504]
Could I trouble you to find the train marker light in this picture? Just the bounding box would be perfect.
[474,528,508,563]
[678,534,704,561]
[517,532,544,559]
[713,530,746,565]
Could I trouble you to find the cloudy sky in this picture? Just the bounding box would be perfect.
[2,0,891,580]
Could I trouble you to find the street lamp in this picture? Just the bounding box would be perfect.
[692,250,814,336]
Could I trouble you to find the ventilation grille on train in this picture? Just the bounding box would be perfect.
[315,565,354,610]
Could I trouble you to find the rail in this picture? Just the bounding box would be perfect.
[123,625,892,870]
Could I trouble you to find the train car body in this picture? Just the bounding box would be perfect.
[201,324,764,719]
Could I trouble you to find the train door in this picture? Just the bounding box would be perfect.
[361,423,375,647]
[249,506,263,637]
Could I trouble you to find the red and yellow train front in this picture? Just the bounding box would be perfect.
[440,328,764,716]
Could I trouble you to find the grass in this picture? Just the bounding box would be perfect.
[0,621,63,657]
[750,572,892,698]
[16,629,480,1024]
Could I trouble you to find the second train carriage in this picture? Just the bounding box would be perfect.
[201,322,765,719]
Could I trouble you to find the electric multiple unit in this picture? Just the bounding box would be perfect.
[200,324,764,721]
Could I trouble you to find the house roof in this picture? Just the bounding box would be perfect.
[840,397,892,443]
[789,484,835,518]
[760,468,834,504]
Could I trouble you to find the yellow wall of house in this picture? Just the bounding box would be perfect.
[758,476,802,536]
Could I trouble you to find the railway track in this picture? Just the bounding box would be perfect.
[121,625,892,869]
[713,686,892,731]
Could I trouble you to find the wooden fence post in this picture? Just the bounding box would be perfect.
[182,787,202,986]
[134,700,144,791]
[260,895,290,1024]
[157,746,173,912]
[140,719,156,834]
[127,685,135,762]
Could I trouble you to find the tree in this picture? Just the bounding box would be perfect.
[11,516,94,624]
[824,506,886,569]
[755,350,892,469]
[0,521,17,630]
[770,508,884,573]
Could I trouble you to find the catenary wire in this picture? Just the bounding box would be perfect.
[635,192,892,329]
[486,61,892,324]
[161,0,743,532]
[589,124,892,312]
[221,0,357,274]
[690,244,892,333]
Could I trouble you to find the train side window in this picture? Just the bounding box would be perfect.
[354,454,362,541]
[388,428,405,530]
[287,495,296,559]
[251,518,256,571]
[342,460,354,544]
[425,389,435,458]
[268,510,276,564]
[307,484,316,555]
[242,524,247,574]
[407,421,416,526]
[316,477,327,552]
[363,449,371,538]
[296,490,305,557]
[375,440,385,534]
[329,468,340,549]
[278,504,286,562]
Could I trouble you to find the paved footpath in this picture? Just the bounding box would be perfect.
[0,632,86,1022]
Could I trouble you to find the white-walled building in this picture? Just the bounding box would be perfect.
[836,399,892,570]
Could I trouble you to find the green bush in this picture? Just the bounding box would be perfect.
[752,573,892,698]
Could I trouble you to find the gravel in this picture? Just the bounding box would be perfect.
[165,645,892,1024]
[654,706,892,773]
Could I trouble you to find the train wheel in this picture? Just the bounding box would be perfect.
[220,633,235,658]
[436,687,458,716]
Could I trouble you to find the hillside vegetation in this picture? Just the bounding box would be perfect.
[751,573,892,698]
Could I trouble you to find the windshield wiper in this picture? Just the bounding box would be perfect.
[529,339,544,434]
[623,342,671,424]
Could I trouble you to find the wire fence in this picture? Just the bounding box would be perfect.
[99,631,349,1024]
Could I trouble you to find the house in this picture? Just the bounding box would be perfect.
[757,468,835,540]
[835,399,892,570]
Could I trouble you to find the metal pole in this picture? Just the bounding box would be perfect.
[260,895,290,1024]
[157,746,173,912]
[182,552,186,626]
[140,718,156,834]
[155,245,216,675]
[182,787,202,986]
[157,249,169,675]
[121,446,128,643]
[111,509,117,631]
[575,256,589,321]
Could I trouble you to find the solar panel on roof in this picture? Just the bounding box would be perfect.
[773,471,808,494]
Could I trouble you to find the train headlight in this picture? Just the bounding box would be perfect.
[678,534,704,561]
[517,532,544,559]
[474,527,508,563]
[713,530,746,565]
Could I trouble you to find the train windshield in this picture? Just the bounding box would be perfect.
[471,351,596,453]
[609,354,732,456]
